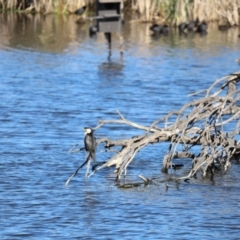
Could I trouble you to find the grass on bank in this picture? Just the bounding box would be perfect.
[0,0,239,26]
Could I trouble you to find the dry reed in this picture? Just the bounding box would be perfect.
[133,0,240,26]
[0,0,93,13]
[0,0,239,26]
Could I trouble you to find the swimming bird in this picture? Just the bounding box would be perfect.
[178,22,188,33]
[149,24,162,33]
[75,5,86,15]
[187,20,197,31]
[196,21,208,33]
[89,25,97,37]
[160,24,169,35]
[150,24,169,35]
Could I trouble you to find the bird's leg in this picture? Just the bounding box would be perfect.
[65,157,89,186]
[85,158,91,179]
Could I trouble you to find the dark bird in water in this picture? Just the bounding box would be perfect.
[160,24,169,34]
[84,127,96,162]
[196,21,208,33]
[187,20,197,31]
[75,5,86,15]
[150,24,169,35]
[149,24,162,33]
[178,22,188,33]
[89,25,97,37]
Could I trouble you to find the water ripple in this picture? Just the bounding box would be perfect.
[1,15,240,239]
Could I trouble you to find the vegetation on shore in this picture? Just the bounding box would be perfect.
[133,0,240,26]
[0,0,239,26]
[0,0,93,14]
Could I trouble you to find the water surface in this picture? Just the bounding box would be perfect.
[1,13,240,239]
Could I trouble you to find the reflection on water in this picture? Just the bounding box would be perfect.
[0,13,89,52]
[1,13,239,55]
[0,12,240,240]
[98,56,124,82]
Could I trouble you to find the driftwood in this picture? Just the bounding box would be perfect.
[70,71,240,184]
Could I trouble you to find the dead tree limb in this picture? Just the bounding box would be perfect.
[71,71,240,182]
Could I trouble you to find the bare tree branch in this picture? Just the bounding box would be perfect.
[69,71,240,184]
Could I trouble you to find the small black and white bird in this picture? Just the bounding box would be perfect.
[236,58,240,65]
[83,127,96,162]
[65,127,97,185]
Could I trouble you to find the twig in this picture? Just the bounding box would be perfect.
[68,143,84,153]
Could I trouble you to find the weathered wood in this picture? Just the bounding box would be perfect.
[70,71,240,183]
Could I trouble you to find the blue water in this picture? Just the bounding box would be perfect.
[1,14,240,239]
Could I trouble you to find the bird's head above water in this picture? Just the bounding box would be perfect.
[83,127,93,135]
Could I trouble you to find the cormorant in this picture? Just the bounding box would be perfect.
[65,127,97,185]
[83,127,96,162]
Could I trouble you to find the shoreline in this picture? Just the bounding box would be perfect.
[0,0,239,27]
